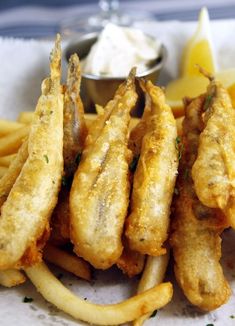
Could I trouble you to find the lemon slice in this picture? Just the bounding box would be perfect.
[166,69,235,117]
[165,76,209,117]
[181,7,216,77]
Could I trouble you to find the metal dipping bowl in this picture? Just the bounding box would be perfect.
[65,32,167,117]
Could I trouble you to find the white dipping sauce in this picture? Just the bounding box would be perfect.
[82,23,162,77]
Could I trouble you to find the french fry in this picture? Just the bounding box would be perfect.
[0,141,28,206]
[43,244,91,281]
[0,166,7,178]
[0,119,25,137]
[17,111,34,124]
[0,269,26,287]
[25,262,173,325]
[0,125,30,156]
[133,252,170,326]
[0,153,16,167]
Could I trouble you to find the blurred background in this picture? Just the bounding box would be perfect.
[0,0,235,38]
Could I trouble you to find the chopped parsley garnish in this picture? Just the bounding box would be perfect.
[62,176,68,187]
[150,310,158,318]
[175,136,184,160]
[75,153,82,166]
[206,324,214,326]
[43,154,49,163]
[174,188,179,195]
[129,155,140,173]
[23,296,33,303]
[175,136,181,144]
[61,175,73,189]
[204,94,213,111]
[230,315,235,319]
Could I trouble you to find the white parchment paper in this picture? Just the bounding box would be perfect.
[0,19,235,326]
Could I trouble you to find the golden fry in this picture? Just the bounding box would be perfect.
[70,70,137,269]
[126,80,178,255]
[0,269,26,287]
[0,166,7,178]
[0,119,24,137]
[0,153,16,167]
[133,252,169,326]
[17,111,34,124]
[25,262,173,325]
[171,95,231,311]
[0,35,64,269]
[192,73,235,228]
[43,244,90,281]
[0,125,30,156]
[0,141,28,206]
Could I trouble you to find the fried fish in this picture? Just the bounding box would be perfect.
[50,54,87,245]
[70,70,137,269]
[192,70,235,228]
[171,95,231,311]
[125,80,178,256]
[0,35,64,269]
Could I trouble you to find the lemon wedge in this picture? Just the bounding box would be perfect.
[181,7,216,77]
[165,76,209,117]
[166,69,235,117]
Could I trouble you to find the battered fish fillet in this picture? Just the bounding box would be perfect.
[170,95,231,311]
[0,141,28,284]
[0,140,28,207]
[62,54,87,178]
[116,101,149,277]
[191,72,235,228]
[125,80,178,256]
[70,70,137,269]
[0,35,64,269]
[50,54,87,245]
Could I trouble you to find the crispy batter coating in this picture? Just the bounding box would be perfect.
[0,141,28,282]
[125,80,178,256]
[50,54,87,245]
[70,70,137,269]
[191,73,235,228]
[0,35,64,269]
[170,95,231,311]
[116,242,145,278]
[63,54,87,177]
